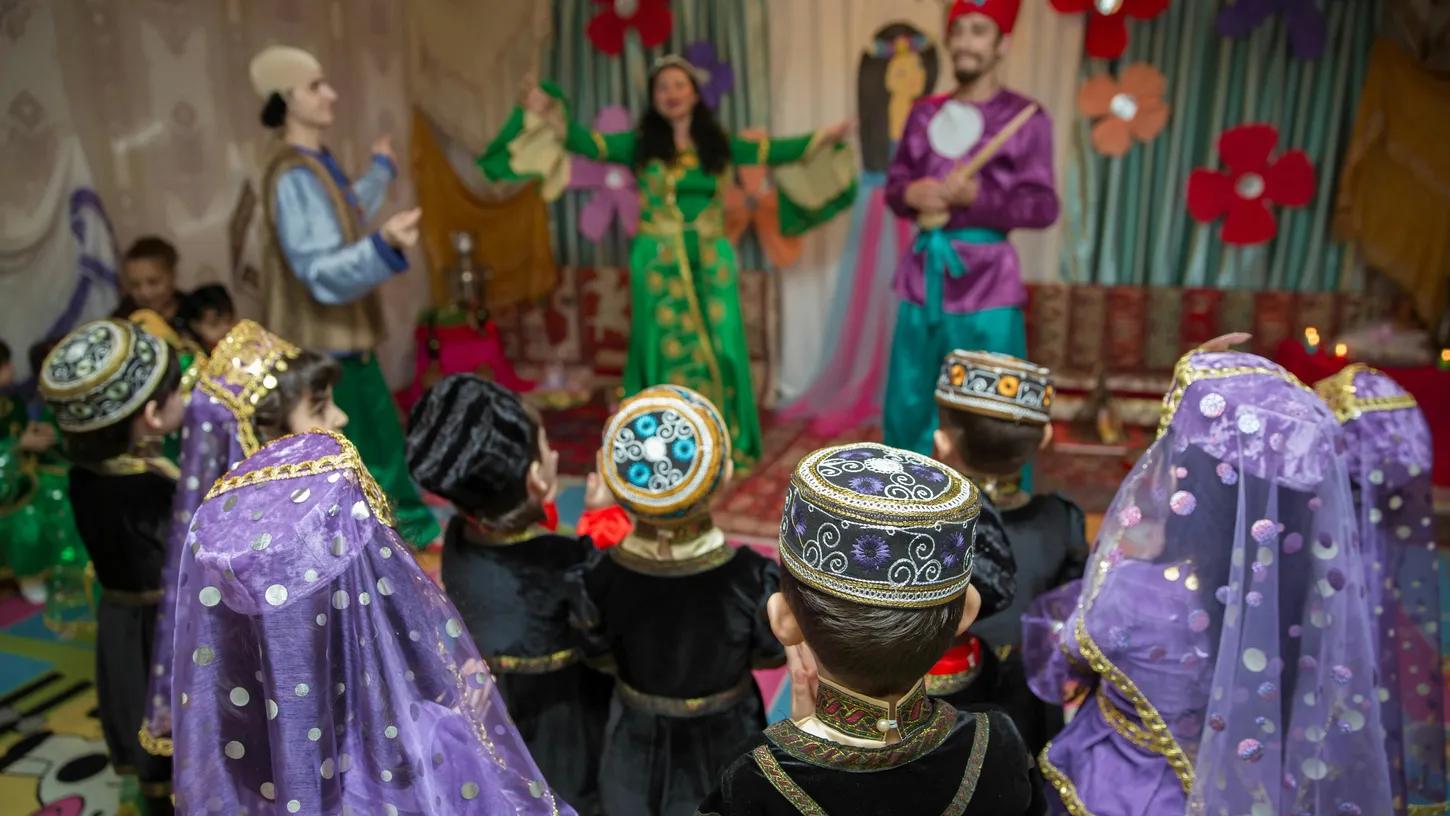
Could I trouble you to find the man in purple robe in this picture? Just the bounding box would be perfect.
[883,0,1059,456]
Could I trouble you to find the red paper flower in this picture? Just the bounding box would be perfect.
[1186,124,1315,246]
[587,0,673,56]
[1049,0,1169,60]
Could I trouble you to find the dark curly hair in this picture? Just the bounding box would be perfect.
[634,65,731,176]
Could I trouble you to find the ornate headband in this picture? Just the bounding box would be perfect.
[934,349,1053,425]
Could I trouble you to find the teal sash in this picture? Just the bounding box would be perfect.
[912,226,1007,324]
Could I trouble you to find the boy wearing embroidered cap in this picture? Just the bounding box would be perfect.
[38,318,185,814]
[883,0,1058,457]
[929,349,1087,754]
[577,384,783,816]
[697,442,1041,814]
[405,374,621,813]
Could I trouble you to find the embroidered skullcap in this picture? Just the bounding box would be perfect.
[249,45,323,100]
[600,384,730,525]
[947,0,1021,35]
[40,319,171,433]
[935,349,1053,425]
[779,443,980,609]
[405,375,537,519]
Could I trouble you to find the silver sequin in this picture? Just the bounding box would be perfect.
[265,585,288,606]
[295,683,310,697]
[461,783,479,800]
[225,740,245,759]
[351,501,370,520]
[377,577,394,596]
[291,488,311,504]
[230,687,250,707]
[307,727,322,742]
[199,587,221,607]
[260,782,275,800]
[193,646,215,666]
[251,533,272,551]
[333,591,349,610]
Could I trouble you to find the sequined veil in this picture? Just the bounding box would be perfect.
[141,320,300,755]
[169,431,570,815]
[1029,350,1392,815]
[1317,364,1446,813]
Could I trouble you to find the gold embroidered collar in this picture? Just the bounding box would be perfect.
[88,454,180,480]
[810,677,933,745]
[962,469,1028,511]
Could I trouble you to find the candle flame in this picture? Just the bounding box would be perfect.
[1334,343,1348,357]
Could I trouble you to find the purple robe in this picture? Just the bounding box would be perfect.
[141,365,253,750]
[1024,351,1393,815]
[170,432,570,815]
[884,90,1058,315]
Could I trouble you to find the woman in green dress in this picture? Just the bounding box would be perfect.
[481,57,856,467]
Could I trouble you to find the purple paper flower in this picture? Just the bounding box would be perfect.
[683,40,735,110]
[1216,0,1326,60]
[851,535,891,569]
[568,105,639,241]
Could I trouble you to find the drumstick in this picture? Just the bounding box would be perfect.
[919,103,1039,229]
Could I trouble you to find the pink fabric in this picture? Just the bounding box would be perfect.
[779,188,903,434]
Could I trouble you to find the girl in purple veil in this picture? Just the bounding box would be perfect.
[141,320,346,757]
[170,431,569,815]
[1024,350,1392,815]
[1316,364,1446,812]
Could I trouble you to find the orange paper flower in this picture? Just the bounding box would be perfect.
[1077,63,1170,157]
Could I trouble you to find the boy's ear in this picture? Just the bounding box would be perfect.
[767,592,805,648]
[932,428,955,463]
[955,585,981,636]
[1039,422,1054,451]
[139,399,165,433]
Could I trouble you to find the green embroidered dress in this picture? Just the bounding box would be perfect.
[481,87,855,466]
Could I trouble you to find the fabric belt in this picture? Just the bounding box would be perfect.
[484,648,580,675]
[911,226,1007,325]
[101,588,164,606]
[617,674,754,718]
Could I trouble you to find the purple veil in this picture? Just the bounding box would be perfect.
[170,431,569,815]
[1317,364,1446,811]
[1028,351,1392,815]
[141,320,300,755]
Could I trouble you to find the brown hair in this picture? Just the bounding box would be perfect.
[62,350,182,465]
[937,406,1044,475]
[779,569,963,697]
[253,349,341,444]
[123,236,180,273]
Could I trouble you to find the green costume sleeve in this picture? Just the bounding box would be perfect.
[478,81,636,201]
[730,131,859,237]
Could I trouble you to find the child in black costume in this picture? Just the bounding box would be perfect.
[405,374,622,813]
[39,318,185,815]
[928,350,1088,754]
[577,384,783,816]
[698,442,1043,815]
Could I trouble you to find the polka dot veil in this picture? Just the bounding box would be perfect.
[169,431,569,815]
[1073,351,1393,814]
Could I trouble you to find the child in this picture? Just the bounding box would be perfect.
[169,430,570,815]
[579,384,782,816]
[405,374,621,813]
[1,338,61,604]
[929,350,1087,753]
[177,283,238,352]
[139,319,347,757]
[117,235,186,325]
[697,442,1042,814]
[38,318,184,815]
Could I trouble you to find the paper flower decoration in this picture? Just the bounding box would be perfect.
[569,106,640,241]
[1186,124,1315,246]
[723,157,804,269]
[1049,0,1170,60]
[682,40,735,110]
[1077,63,1169,156]
[587,0,673,56]
[1216,0,1325,60]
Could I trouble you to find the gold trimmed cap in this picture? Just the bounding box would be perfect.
[934,349,1053,425]
[39,319,171,433]
[779,443,979,609]
[600,384,730,525]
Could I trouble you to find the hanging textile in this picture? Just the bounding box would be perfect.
[410,110,557,310]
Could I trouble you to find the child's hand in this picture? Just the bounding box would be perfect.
[18,422,56,453]
[583,472,614,511]
[528,446,560,506]
[786,643,820,721]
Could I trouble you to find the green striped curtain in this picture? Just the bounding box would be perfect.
[543,0,771,269]
[1061,0,1380,291]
